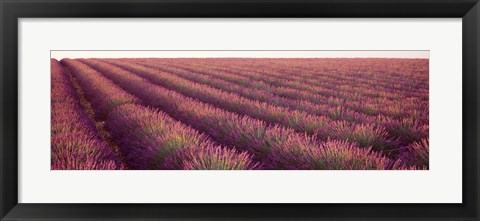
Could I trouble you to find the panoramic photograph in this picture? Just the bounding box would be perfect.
[51,51,429,170]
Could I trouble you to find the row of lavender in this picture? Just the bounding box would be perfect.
[52,58,428,169]
[51,59,122,169]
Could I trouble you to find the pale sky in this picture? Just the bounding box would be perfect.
[51,50,429,60]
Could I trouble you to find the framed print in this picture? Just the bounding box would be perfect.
[1,0,479,220]
[49,50,431,171]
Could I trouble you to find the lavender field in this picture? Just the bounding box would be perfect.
[51,57,429,170]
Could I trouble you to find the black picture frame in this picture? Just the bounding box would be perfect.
[1,0,479,220]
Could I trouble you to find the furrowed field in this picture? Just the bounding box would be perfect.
[51,58,429,170]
